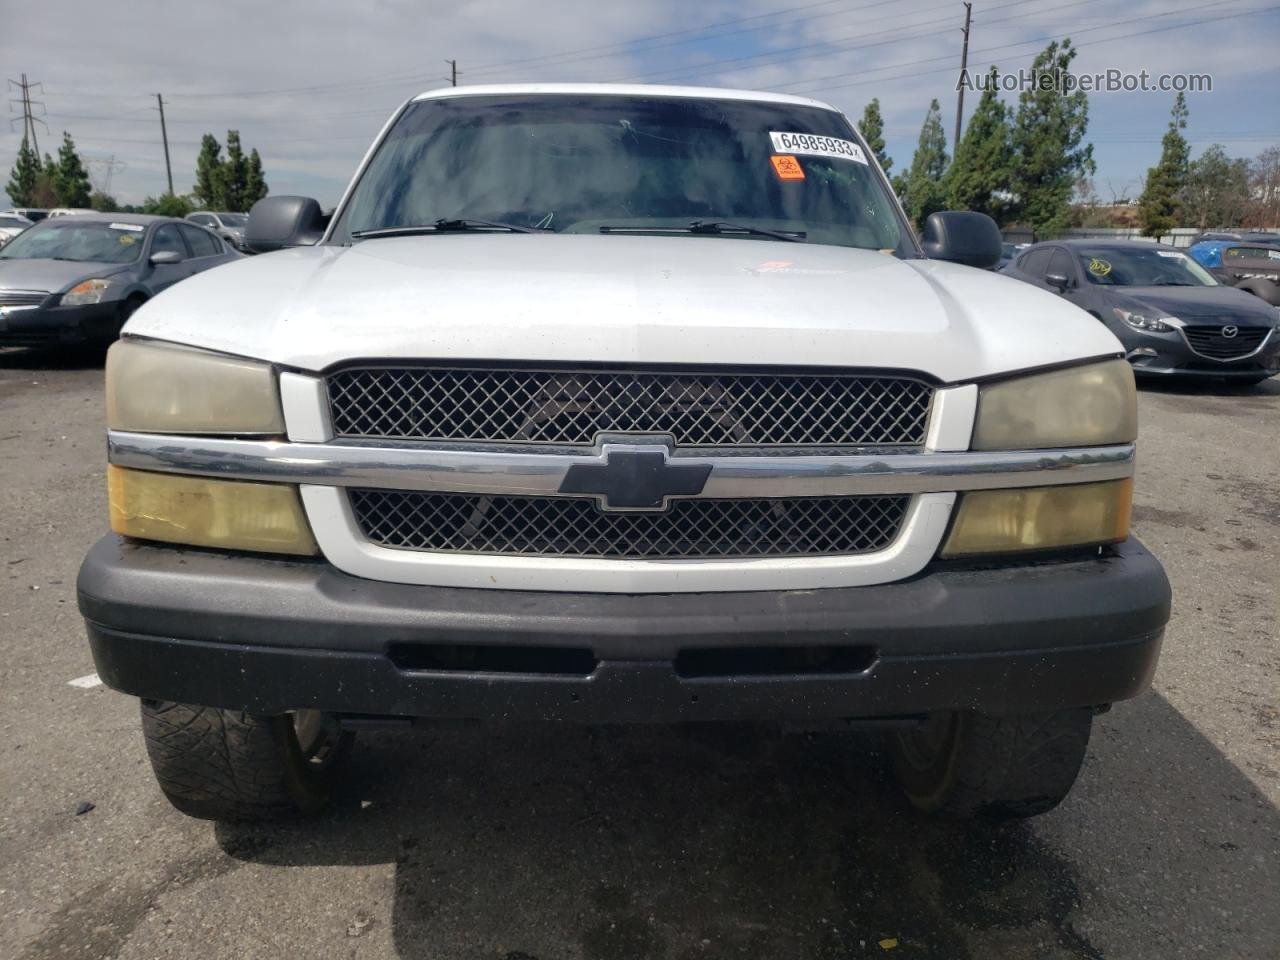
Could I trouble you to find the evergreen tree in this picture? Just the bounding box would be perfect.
[1137,93,1190,238]
[6,138,41,207]
[244,148,268,207]
[51,132,92,208]
[858,99,891,173]
[219,130,249,211]
[193,134,223,208]
[943,67,1013,221]
[1008,40,1095,237]
[901,99,949,228]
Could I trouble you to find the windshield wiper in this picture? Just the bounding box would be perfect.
[351,218,544,239]
[597,221,806,243]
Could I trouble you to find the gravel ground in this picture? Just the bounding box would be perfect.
[1,346,1276,960]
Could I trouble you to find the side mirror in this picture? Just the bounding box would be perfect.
[149,250,183,266]
[1046,272,1071,292]
[920,211,1003,269]
[244,196,327,254]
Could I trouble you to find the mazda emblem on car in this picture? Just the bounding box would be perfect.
[559,444,712,511]
[1221,324,1239,338]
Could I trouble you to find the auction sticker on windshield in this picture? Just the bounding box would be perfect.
[769,132,867,164]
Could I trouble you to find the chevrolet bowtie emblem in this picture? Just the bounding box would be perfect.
[559,445,711,511]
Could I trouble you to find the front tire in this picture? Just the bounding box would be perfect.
[891,709,1093,820]
[141,701,353,821]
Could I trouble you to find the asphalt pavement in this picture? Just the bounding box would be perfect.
[1,346,1276,960]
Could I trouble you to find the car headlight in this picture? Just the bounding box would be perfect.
[1112,307,1174,333]
[108,466,318,556]
[972,358,1137,450]
[106,338,285,435]
[61,277,117,306]
[942,479,1132,557]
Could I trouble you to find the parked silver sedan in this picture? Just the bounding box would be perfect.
[0,213,238,348]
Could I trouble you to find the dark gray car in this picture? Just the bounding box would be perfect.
[1003,239,1279,384]
[0,214,238,348]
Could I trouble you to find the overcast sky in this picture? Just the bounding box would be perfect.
[4,0,1277,208]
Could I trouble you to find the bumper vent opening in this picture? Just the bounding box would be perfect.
[675,645,878,678]
[387,642,598,677]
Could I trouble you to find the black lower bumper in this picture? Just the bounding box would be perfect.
[78,536,1171,723]
[0,301,118,346]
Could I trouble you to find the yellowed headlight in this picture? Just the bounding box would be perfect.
[941,479,1132,557]
[106,338,285,435]
[108,466,318,556]
[973,359,1137,450]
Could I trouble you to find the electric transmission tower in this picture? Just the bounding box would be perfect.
[7,73,47,154]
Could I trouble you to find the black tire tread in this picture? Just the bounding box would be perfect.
[141,701,308,821]
[896,709,1093,820]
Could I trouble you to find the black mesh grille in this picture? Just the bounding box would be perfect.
[327,367,932,447]
[1183,325,1269,359]
[349,489,909,559]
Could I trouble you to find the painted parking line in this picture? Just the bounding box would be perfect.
[68,673,102,689]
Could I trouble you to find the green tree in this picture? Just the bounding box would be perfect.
[900,99,949,228]
[89,190,119,212]
[50,132,92,208]
[218,130,249,211]
[142,192,194,217]
[5,138,42,206]
[244,148,268,207]
[858,99,891,173]
[193,134,223,208]
[1181,144,1250,230]
[1136,93,1190,238]
[943,67,1013,221]
[1008,40,1095,237]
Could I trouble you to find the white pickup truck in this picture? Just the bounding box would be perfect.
[78,84,1170,822]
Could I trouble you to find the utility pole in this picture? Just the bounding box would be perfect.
[954,2,972,150]
[446,59,458,87]
[156,93,174,196]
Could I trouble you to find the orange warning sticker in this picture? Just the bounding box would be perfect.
[771,154,805,180]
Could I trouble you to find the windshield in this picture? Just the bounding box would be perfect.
[217,213,248,227]
[332,94,911,253]
[0,220,145,263]
[1078,246,1217,287]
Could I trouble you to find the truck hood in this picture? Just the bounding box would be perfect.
[126,234,1121,382]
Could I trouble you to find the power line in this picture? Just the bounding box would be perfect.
[606,0,1107,85]
[779,0,1275,94]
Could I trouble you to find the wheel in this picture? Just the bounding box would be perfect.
[890,708,1093,820]
[109,296,145,342]
[140,701,353,821]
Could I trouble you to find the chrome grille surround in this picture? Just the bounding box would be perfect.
[326,365,934,447]
[349,489,910,560]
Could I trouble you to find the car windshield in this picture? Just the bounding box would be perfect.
[1077,246,1217,286]
[0,216,29,228]
[0,220,145,263]
[217,213,248,227]
[332,94,910,253]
